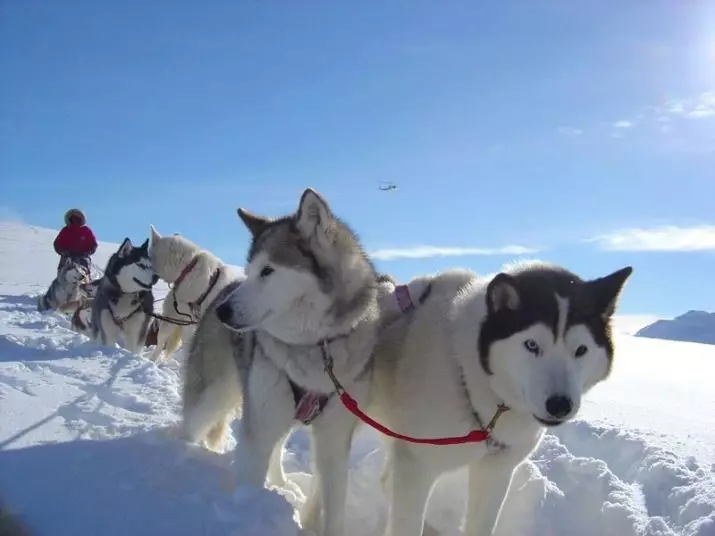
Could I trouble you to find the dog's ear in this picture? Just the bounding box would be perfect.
[139,238,150,251]
[295,188,332,241]
[118,238,133,257]
[486,273,520,314]
[150,224,161,243]
[237,208,270,237]
[586,266,633,319]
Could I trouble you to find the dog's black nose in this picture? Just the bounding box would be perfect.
[152,274,159,285]
[216,302,232,324]
[545,395,573,419]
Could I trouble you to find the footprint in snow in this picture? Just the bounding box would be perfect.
[56,403,116,428]
[0,334,91,362]
[81,384,154,415]
[0,372,42,396]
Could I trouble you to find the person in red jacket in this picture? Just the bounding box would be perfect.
[53,208,98,273]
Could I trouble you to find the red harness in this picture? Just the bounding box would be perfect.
[322,284,509,445]
[171,257,222,323]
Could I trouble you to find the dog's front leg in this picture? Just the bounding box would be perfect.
[463,451,525,536]
[232,360,294,489]
[384,442,440,536]
[98,310,119,347]
[309,407,359,536]
[149,319,169,361]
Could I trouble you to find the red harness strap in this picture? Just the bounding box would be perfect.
[320,340,509,446]
[338,391,492,444]
[174,256,199,288]
[169,257,221,324]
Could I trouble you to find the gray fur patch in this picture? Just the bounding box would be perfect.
[246,212,378,324]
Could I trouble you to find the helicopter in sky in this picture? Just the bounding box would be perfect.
[378,181,398,192]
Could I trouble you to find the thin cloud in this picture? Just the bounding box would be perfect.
[370,244,538,260]
[614,120,634,128]
[661,92,715,119]
[588,225,715,252]
[667,101,686,114]
[558,126,584,137]
[688,107,715,118]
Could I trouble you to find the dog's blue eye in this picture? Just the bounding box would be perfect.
[574,345,588,358]
[260,266,274,278]
[524,339,540,354]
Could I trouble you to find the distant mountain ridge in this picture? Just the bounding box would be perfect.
[635,310,715,345]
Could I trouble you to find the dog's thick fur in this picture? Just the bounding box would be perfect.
[368,262,633,536]
[181,188,383,536]
[90,238,159,354]
[148,225,234,362]
[37,259,90,313]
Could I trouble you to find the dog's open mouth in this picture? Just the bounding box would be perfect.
[534,416,567,427]
[133,277,154,290]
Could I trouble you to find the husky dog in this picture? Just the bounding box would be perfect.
[148,225,232,362]
[181,188,381,536]
[37,259,91,312]
[90,238,159,354]
[367,261,633,536]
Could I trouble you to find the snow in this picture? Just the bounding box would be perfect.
[636,310,715,346]
[1,220,714,536]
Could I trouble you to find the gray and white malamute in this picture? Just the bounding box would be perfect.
[90,238,159,354]
[369,261,633,536]
[181,188,383,536]
[37,259,91,313]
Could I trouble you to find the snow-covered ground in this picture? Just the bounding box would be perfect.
[0,221,713,536]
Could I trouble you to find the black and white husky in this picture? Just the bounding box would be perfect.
[370,262,633,536]
[37,259,90,313]
[90,238,159,354]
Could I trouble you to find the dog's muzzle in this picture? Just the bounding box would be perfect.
[534,394,574,427]
[215,302,264,333]
[133,277,154,290]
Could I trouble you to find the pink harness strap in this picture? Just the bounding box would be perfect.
[394,284,415,313]
[294,391,329,425]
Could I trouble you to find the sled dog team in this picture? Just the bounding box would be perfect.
[40,189,633,536]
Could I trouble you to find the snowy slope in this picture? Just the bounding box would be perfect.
[0,221,714,536]
[0,221,171,305]
[636,310,715,346]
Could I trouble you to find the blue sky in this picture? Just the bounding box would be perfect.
[2,0,715,318]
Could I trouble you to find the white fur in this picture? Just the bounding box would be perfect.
[369,266,625,536]
[148,225,233,362]
[219,253,340,345]
[183,188,381,536]
[94,293,153,354]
